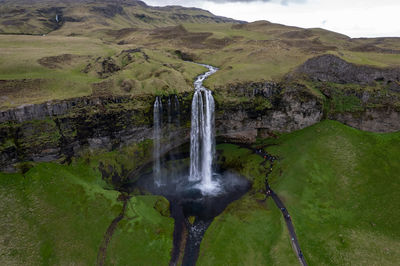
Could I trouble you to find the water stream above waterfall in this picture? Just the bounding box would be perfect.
[136,64,250,265]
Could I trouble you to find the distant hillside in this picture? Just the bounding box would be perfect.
[0,0,242,35]
[0,0,399,110]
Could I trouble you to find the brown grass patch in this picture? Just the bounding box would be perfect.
[91,79,114,96]
[0,79,45,95]
[38,54,89,69]
[282,38,337,53]
[106,28,138,39]
[349,44,400,54]
[150,25,212,48]
[279,29,314,39]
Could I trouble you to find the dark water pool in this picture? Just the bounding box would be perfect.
[129,145,251,265]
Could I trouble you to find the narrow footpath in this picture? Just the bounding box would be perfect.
[253,148,307,266]
[96,195,129,266]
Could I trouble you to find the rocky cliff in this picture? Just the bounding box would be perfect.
[293,54,400,132]
[0,95,189,172]
[1,54,400,171]
[0,83,324,171]
[295,54,400,92]
[214,82,323,143]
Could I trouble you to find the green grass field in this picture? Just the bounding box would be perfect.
[0,159,173,265]
[198,120,400,265]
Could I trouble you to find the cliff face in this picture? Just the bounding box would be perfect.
[330,107,400,133]
[1,81,399,171]
[0,96,154,171]
[294,54,400,131]
[0,84,324,171]
[214,82,323,143]
[1,55,400,171]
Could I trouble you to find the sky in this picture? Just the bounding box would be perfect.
[142,0,400,38]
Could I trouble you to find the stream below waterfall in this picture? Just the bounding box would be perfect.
[132,64,251,265]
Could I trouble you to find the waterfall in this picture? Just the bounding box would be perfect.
[151,64,218,192]
[189,65,218,192]
[174,95,180,128]
[153,96,163,186]
[167,97,172,124]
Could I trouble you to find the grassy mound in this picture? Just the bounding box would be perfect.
[199,120,400,265]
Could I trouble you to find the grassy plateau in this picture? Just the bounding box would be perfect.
[0,0,400,109]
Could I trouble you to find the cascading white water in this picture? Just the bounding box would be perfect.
[153,96,163,186]
[174,95,180,128]
[189,64,219,193]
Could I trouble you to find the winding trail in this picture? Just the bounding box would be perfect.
[96,195,129,266]
[252,147,308,266]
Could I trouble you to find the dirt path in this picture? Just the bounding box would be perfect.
[96,196,128,266]
[252,147,308,266]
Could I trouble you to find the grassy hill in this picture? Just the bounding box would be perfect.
[0,0,400,109]
[199,120,400,265]
[0,0,239,35]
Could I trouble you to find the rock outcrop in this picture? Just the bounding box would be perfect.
[296,54,400,92]
[214,82,323,143]
[292,54,400,132]
[330,107,400,133]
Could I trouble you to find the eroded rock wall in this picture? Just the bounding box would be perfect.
[0,95,192,172]
[1,72,399,171]
[214,83,324,143]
